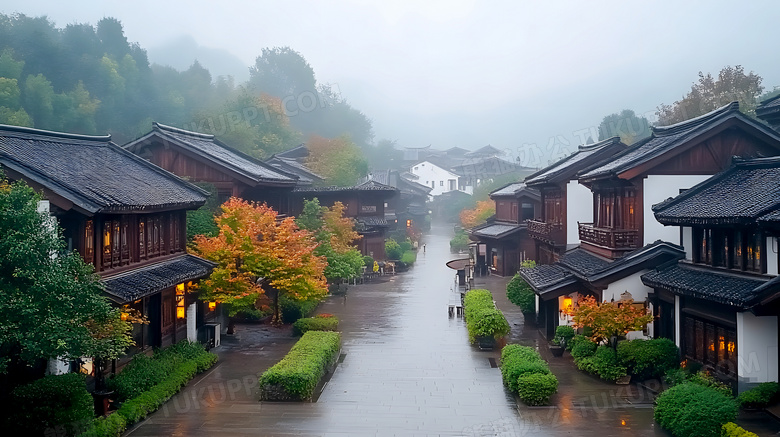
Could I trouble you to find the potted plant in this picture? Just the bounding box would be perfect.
[549,325,575,357]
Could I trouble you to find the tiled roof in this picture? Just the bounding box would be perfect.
[517,264,576,294]
[758,94,780,111]
[759,209,780,223]
[558,248,611,276]
[525,137,624,186]
[294,179,397,193]
[653,156,780,225]
[452,156,521,177]
[102,254,216,304]
[518,241,684,298]
[641,263,768,308]
[490,182,526,196]
[126,123,297,186]
[470,221,525,239]
[579,102,780,181]
[275,144,309,159]
[0,125,208,214]
[265,155,323,185]
[465,144,503,157]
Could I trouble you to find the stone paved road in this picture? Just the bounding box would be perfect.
[127,223,778,436]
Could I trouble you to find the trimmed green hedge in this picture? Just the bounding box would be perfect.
[464,289,510,343]
[722,422,759,437]
[280,295,320,323]
[400,250,417,264]
[9,372,94,436]
[737,382,780,409]
[575,345,627,382]
[292,314,340,336]
[259,331,341,401]
[517,373,558,406]
[506,274,535,314]
[654,382,738,437]
[500,344,558,405]
[617,338,679,380]
[78,342,218,437]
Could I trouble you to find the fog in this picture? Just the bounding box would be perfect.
[4,0,780,161]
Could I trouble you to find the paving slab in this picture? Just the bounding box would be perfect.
[126,223,779,436]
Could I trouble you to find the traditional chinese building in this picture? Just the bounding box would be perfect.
[468,182,540,276]
[757,94,780,132]
[289,180,399,259]
[124,122,299,214]
[0,124,217,356]
[524,137,626,264]
[643,156,780,391]
[365,169,431,231]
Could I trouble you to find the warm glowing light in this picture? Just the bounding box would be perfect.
[728,342,735,353]
[176,307,185,319]
[621,419,626,426]
[406,219,412,227]
[176,283,185,294]
[563,297,573,314]
[120,312,129,321]
[208,301,216,311]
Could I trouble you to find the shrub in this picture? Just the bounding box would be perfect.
[654,382,738,437]
[449,230,469,252]
[292,314,340,336]
[259,331,341,401]
[362,255,374,267]
[569,335,597,357]
[108,341,215,401]
[688,371,733,397]
[554,325,575,346]
[9,373,94,436]
[280,295,319,323]
[464,289,510,342]
[722,422,759,437]
[78,343,217,437]
[385,238,403,260]
[398,239,413,252]
[517,373,559,406]
[574,345,627,381]
[506,274,535,314]
[400,250,416,264]
[737,382,780,409]
[617,338,680,380]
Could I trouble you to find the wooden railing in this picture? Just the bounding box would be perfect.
[578,222,639,250]
[527,219,564,243]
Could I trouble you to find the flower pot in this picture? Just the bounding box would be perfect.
[616,375,631,385]
[549,345,564,357]
[476,336,496,351]
[92,390,114,417]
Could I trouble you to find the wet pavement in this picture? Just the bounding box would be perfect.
[126,223,779,436]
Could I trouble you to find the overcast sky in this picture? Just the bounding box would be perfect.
[3,0,780,163]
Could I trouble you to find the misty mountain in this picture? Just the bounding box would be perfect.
[147,35,249,82]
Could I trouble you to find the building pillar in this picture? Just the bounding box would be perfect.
[186,303,197,342]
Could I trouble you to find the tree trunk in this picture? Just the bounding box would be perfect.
[270,289,282,326]
[227,317,236,335]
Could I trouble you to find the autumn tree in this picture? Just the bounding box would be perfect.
[572,295,653,349]
[306,134,369,186]
[194,198,328,326]
[296,198,364,283]
[597,109,650,145]
[0,175,131,377]
[656,65,764,125]
[459,200,496,228]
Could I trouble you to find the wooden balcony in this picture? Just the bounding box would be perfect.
[578,222,640,256]
[527,219,565,245]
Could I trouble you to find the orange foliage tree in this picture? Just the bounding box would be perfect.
[193,198,328,326]
[572,295,653,346]
[459,200,496,228]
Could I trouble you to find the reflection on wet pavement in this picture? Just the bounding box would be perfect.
[128,223,678,436]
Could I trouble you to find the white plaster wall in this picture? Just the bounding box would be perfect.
[46,357,70,375]
[682,227,693,261]
[409,161,461,197]
[643,175,711,245]
[566,180,593,245]
[602,271,654,340]
[767,236,779,276]
[674,296,681,348]
[737,312,779,384]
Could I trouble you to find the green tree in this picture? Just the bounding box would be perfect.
[0,175,130,375]
[23,73,55,127]
[656,65,764,125]
[0,49,25,80]
[597,109,650,145]
[249,46,317,101]
[306,134,369,186]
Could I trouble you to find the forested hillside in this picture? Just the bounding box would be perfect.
[0,14,374,166]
